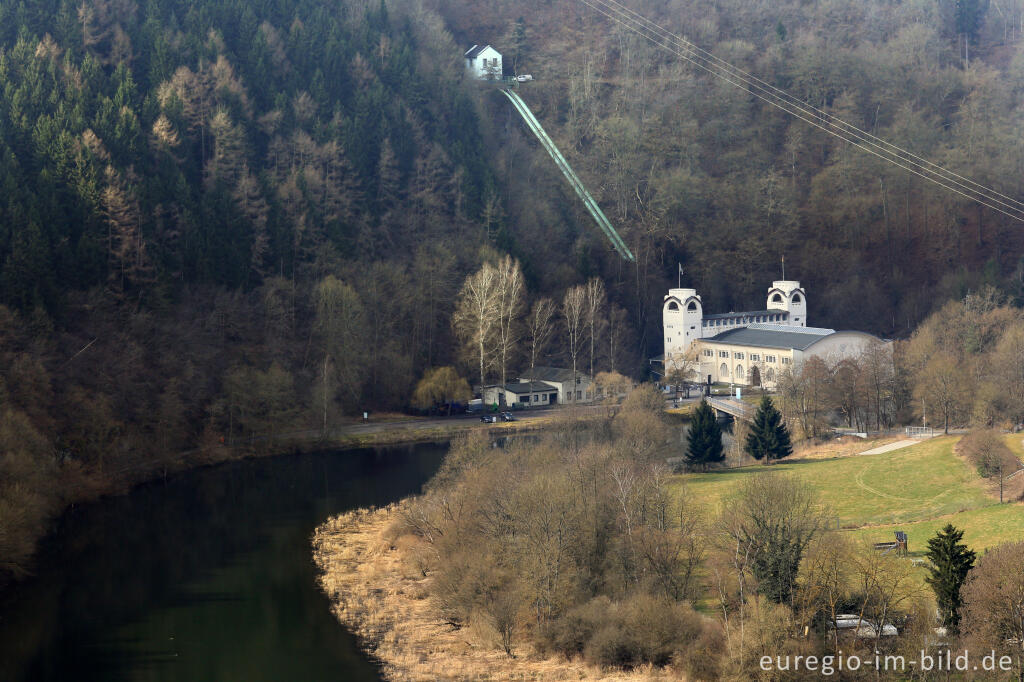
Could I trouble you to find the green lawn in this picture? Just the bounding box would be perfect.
[673,436,1024,552]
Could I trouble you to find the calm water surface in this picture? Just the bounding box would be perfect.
[0,442,448,681]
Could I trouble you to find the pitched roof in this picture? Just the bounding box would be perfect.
[520,366,583,383]
[465,44,496,59]
[703,309,789,321]
[702,324,836,351]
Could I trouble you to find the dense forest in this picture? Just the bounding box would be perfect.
[3,0,1024,582]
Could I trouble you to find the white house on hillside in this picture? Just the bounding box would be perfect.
[465,44,502,80]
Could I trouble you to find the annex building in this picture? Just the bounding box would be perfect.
[662,280,888,389]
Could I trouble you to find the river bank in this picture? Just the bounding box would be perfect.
[2,407,611,590]
[1,442,448,681]
[313,505,671,682]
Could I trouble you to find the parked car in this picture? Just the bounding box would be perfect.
[515,74,533,82]
[829,615,898,638]
[479,414,498,423]
[501,412,516,422]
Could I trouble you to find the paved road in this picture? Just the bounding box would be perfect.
[856,439,921,456]
[321,404,614,439]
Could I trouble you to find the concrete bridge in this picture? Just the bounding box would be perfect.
[706,396,755,423]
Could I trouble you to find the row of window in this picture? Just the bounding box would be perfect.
[704,349,788,364]
[517,390,589,403]
[701,313,785,328]
[719,364,779,382]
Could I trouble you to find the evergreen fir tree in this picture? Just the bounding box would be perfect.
[686,400,724,471]
[745,395,793,463]
[925,524,976,633]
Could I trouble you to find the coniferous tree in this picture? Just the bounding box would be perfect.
[745,395,793,463]
[686,399,724,471]
[925,524,976,633]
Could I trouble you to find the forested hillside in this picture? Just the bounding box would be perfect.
[3,0,1024,582]
[0,0,533,583]
[436,0,1024,332]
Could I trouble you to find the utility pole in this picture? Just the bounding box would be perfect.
[999,462,1004,504]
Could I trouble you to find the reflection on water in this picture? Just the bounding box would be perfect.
[0,442,447,681]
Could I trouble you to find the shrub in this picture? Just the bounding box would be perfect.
[584,623,640,668]
[957,430,1019,478]
[674,618,725,680]
[540,595,709,670]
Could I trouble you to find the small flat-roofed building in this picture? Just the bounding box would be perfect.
[693,324,889,388]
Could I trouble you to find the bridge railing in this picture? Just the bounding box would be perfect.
[707,396,755,421]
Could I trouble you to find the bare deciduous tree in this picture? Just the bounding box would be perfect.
[562,285,586,402]
[454,262,501,390]
[961,540,1024,680]
[526,297,556,372]
[584,277,606,378]
[494,256,525,388]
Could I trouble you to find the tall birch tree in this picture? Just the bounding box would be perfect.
[563,285,586,402]
[584,277,606,378]
[454,262,501,389]
[494,256,525,388]
[526,297,556,372]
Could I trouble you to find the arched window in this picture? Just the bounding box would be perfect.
[792,293,803,304]
[771,293,783,303]
[720,363,729,378]
[667,301,679,311]
[686,301,697,311]
[735,365,744,382]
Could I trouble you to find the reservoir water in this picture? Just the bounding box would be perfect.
[0,442,448,681]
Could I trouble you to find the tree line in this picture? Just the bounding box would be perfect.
[768,292,1024,437]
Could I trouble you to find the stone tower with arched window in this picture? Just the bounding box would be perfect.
[766,280,807,327]
[661,280,811,380]
[663,288,702,371]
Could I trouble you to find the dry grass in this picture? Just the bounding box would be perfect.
[787,434,902,461]
[313,506,675,682]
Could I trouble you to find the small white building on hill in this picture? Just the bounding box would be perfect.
[465,44,502,80]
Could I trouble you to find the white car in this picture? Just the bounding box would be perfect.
[831,615,898,638]
[515,74,533,82]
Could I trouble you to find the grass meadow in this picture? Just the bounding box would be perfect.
[671,435,1024,554]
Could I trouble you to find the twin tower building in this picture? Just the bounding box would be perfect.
[664,279,885,388]
[663,280,808,357]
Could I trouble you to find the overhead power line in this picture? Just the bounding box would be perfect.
[577,0,1024,222]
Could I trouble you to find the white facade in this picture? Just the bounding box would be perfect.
[766,280,807,327]
[663,281,806,373]
[465,45,502,80]
[694,327,890,389]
